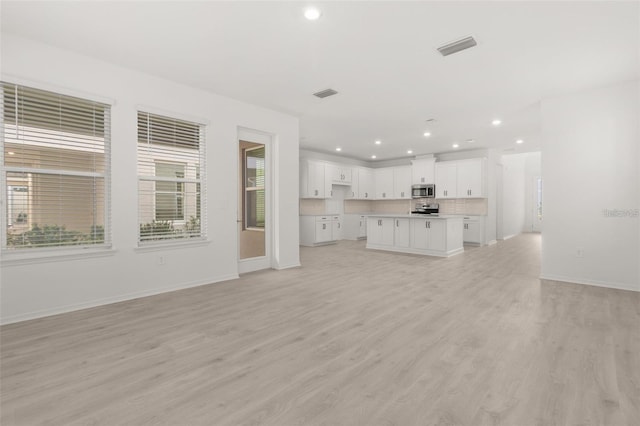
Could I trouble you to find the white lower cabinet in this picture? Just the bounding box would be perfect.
[367,217,394,247]
[394,218,410,248]
[412,218,446,251]
[366,215,463,257]
[463,216,484,245]
[300,215,341,246]
[343,214,367,240]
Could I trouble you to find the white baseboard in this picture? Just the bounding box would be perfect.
[539,274,639,293]
[487,239,498,246]
[0,273,239,325]
[274,262,301,270]
[502,233,518,240]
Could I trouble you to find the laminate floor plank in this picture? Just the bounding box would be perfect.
[1,234,639,425]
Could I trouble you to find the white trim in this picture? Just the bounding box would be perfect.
[135,104,210,126]
[273,262,302,270]
[539,274,640,293]
[1,247,116,267]
[0,74,115,105]
[236,127,275,274]
[135,238,211,253]
[4,166,105,178]
[0,273,239,325]
[501,233,518,241]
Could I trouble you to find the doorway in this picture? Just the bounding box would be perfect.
[238,129,272,273]
[532,176,543,232]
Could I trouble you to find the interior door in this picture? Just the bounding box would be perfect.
[238,129,272,274]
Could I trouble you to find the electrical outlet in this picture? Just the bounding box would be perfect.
[158,256,166,265]
[576,248,584,258]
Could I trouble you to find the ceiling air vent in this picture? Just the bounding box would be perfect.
[313,88,338,99]
[437,36,477,57]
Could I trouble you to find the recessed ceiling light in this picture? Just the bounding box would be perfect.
[516,139,524,144]
[375,140,381,145]
[371,155,377,159]
[492,119,502,126]
[452,144,459,148]
[423,132,431,137]
[304,7,321,20]
[407,150,413,154]
[335,147,342,151]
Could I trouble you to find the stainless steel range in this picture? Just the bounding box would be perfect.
[411,203,439,215]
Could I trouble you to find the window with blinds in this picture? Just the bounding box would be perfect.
[1,82,110,250]
[137,111,205,243]
[244,146,265,229]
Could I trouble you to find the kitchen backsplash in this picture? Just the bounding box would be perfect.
[299,199,327,215]
[304,197,488,215]
[436,198,488,215]
[344,200,374,214]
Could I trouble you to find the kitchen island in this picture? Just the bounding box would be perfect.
[366,214,464,257]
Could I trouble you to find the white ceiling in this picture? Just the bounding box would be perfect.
[2,1,638,161]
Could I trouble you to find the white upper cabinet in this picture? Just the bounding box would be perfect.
[300,159,326,198]
[374,168,394,199]
[332,166,352,185]
[346,168,359,199]
[358,168,374,199]
[435,158,486,199]
[324,163,334,199]
[435,162,458,199]
[393,166,412,199]
[456,159,485,198]
[411,158,436,185]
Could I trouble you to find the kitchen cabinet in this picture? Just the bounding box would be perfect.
[366,215,463,257]
[367,217,394,247]
[435,162,458,199]
[394,218,410,248]
[331,215,342,240]
[411,157,436,185]
[332,166,352,185]
[324,163,334,199]
[374,168,394,200]
[347,167,374,200]
[300,215,341,246]
[358,168,374,199]
[456,159,485,198]
[343,214,367,240]
[463,216,484,245]
[435,158,486,199]
[346,169,359,199]
[300,159,326,198]
[393,166,412,199]
[411,218,446,251]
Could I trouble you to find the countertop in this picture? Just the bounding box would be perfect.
[366,213,464,219]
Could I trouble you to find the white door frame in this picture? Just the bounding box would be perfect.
[532,175,542,233]
[237,128,274,274]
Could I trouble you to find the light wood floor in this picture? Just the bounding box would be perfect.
[1,234,639,425]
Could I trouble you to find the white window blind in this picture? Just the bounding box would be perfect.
[137,111,205,243]
[244,146,265,229]
[1,82,110,250]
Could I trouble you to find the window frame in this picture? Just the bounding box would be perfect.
[137,110,206,246]
[0,81,112,255]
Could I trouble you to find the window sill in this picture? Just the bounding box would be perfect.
[1,246,117,267]
[134,238,211,253]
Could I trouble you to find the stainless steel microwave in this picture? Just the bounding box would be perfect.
[411,184,435,198]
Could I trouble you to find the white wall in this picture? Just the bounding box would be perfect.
[0,35,300,324]
[540,80,639,291]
